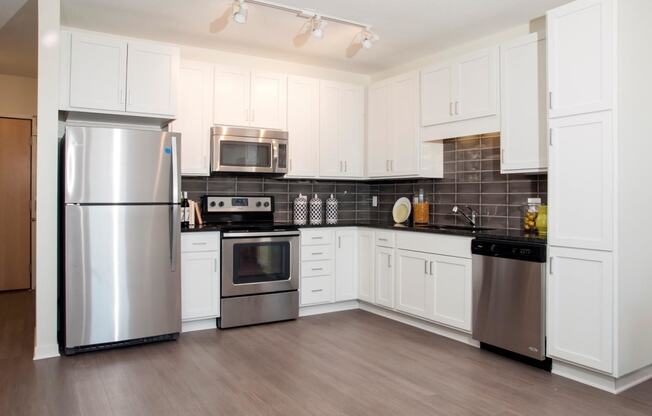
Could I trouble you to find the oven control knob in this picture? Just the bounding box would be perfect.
[218,201,225,207]
[263,202,270,207]
[256,201,262,207]
[209,201,216,207]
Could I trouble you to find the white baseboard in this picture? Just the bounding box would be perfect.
[359,302,479,348]
[299,300,359,317]
[33,343,60,360]
[552,360,652,394]
[182,318,217,333]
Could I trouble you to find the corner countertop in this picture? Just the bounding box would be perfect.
[182,221,546,244]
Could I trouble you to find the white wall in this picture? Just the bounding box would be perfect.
[0,74,37,117]
[34,0,60,360]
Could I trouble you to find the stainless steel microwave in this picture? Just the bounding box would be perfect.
[211,126,288,174]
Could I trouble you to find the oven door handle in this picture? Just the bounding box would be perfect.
[223,231,300,238]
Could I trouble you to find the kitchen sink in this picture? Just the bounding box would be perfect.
[417,224,494,232]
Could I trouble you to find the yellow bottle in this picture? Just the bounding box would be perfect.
[535,205,548,234]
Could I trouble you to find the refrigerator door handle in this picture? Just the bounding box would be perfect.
[170,205,178,272]
[171,134,180,202]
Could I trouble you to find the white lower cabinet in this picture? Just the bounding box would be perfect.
[375,246,395,309]
[396,250,433,319]
[301,275,334,306]
[180,232,220,321]
[357,229,375,303]
[430,255,472,331]
[547,246,613,373]
[300,229,335,306]
[335,229,357,301]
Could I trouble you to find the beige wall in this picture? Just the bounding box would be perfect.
[0,73,38,117]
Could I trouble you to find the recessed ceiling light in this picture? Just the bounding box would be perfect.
[310,15,327,39]
[232,0,248,24]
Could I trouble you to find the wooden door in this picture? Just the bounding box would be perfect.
[286,76,319,177]
[455,46,499,121]
[357,229,375,303]
[374,246,395,308]
[431,255,472,332]
[367,81,390,177]
[250,71,287,130]
[420,62,454,126]
[335,230,357,301]
[318,81,342,177]
[0,118,32,291]
[181,251,220,321]
[338,83,365,177]
[213,65,251,127]
[390,72,420,176]
[395,249,432,319]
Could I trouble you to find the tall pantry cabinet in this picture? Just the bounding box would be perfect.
[545,0,652,392]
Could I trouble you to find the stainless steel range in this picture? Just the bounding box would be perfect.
[203,196,299,329]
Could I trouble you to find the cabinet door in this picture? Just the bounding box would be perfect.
[500,34,548,174]
[357,230,375,303]
[548,112,613,250]
[318,81,342,177]
[69,33,127,111]
[431,255,472,331]
[547,0,614,118]
[250,71,287,129]
[181,251,220,321]
[126,41,179,116]
[395,250,432,318]
[390,72,420,176]
[286,76,319,177]
[175,61,213,176]
[335,230,357,301]
[455,47,499,121]
[214,66,251,127]
[421,63,454,126]
[547,247,613,373]
[374,247,395,308]
[367,81,390,177]
[339,84,365,177]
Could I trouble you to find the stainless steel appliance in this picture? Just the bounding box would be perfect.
[211,126,288,174]
[61,125,181,354]
[202,196,299,328]
[471,238,548,363]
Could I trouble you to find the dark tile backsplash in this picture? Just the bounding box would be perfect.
[183,133,547,230]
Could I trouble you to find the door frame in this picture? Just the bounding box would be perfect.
[0,115,37,290]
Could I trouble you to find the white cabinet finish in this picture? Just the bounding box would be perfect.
[421,63,455,126]
[547,0,614,118]
[69,33,127,112]
[548,111,613,251]
[174,61,213,176]
[374,246,395,309]
[357,229,375,303]
[125,41,179,116]
[430,255,472,332]
[286,76,319,177]
[500,33,548,174]
[319,81,365,178]
[547,246,613,373]
[367,82,391,177]
[395,249,432,318]
[250,71,287,130]
[300,229,335,306]
[335,230,357,301]
[180,232,220,322]
[301,275,334,306]
[213,66,251,127]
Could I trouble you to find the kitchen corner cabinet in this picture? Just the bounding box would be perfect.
[173,60,214,176]
[500,33,548,174]
[63,31,179,117]
[421,46,499,127]
[180,233,220,321]
[374,246,395,309]
[319,81,365,178]
[547,246,613,373]
[357,229,375,303]
[213,66,287,130]
[286,76,319,177]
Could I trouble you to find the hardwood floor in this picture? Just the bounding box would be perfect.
[2,290,652,415]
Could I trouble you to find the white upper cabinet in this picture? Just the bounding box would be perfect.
[213,66,251,127]
[213,67,287,129]
[547,246,613,373]
[173,60,214,176]
[64,31,178,117]
[319,81,365,178]
[69,33,127,112]
[367,82,391,177]
[126,41,179,116]
[421,46,498,126]
[286,76,319,177]
[548,111,614,251]
[547,0,614,118]
[500,33,548,174]
[250,71,287,130]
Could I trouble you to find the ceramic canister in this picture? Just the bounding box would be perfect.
[293,193,308,225]
[326,194,338,224]
[309,194,323,225]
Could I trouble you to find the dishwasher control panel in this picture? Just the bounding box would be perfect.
[471,239,546,262]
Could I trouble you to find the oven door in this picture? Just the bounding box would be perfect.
[212,136,275,173]
[221,232,300,297]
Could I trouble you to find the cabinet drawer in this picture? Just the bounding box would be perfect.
[301,229,333,246]
[375,231,395,247]
[301,276,333,305]
[301,245,333,261]
[301,260,332,277]
[181,232,220,253]
[395,232,472,259]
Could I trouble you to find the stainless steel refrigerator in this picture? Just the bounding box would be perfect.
[62,125,181,354]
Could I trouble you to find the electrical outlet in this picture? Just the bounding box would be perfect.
[372,195,378,207]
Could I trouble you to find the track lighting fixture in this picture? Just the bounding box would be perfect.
[360,29,379,49]
[310,15,327,40]
[232,0,248,24]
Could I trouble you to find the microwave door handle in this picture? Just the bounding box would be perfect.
[272,142,279,172]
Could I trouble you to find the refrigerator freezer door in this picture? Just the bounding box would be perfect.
[64,204,181,348]
[64,126,180,204]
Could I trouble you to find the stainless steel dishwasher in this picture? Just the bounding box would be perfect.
[471,238,547,363]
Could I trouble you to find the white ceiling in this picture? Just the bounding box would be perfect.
[0,0,37,78]
[61,0,572,74]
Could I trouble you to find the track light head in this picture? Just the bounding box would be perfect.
[360,29,379,49]
[310,15,327,39]
[232,0,248,24]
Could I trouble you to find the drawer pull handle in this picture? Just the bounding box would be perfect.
[312,236,323,240]
[311,289,323,293]
[378,238,388,242]
[192,242,207,245]
[312,252,324,255]
[311,267,323,271]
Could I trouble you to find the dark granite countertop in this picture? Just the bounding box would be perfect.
[182,221,546,244]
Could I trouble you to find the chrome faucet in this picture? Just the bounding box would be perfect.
[452,205,477,227]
